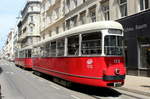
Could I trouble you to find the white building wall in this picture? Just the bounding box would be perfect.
[40,0,65,41]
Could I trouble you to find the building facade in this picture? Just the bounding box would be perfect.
[17,0,41,48]
[14,0,150,77]
[40,0,65,40]
[2,30,14,60]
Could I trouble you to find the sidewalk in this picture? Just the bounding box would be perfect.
[117,75,150,96]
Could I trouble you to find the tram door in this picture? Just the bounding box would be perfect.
[140,44,150,69]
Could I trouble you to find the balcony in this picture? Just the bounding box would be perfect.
[40,16,65,33]
[46,0,61,13]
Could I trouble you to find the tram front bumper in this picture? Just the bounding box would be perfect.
[103,75,125,81]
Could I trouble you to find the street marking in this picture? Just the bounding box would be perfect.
[70,95,80,99]
[5,71,10,74]
[10,72,14,75]
[5,71,14,75]
[50,85,60,90]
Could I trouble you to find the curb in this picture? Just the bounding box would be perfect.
[116,87,150,97]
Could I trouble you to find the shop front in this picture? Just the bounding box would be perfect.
[118,9,150,77]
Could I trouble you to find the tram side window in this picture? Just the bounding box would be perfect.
[81,32,102,55]
[36,47,41,57]
[32,48,36,57]
[68,35,79,56]
[28,50,32,58]
[42,42,50,57]
[25,50,28,58]
[50,41,56,57]
[20,51,25,58]
[57,39,65,56]
[15,52,18,58]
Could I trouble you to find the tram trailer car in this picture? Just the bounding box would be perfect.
[32,21,126,87]
[15,48,33,69]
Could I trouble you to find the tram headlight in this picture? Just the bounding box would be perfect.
[114,68,120,75]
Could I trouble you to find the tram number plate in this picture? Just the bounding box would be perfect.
[114,82,122,87]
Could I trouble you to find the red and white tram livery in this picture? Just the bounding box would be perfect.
[32,21,125,87]
[15,47,33,69]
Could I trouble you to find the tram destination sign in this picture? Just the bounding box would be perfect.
[108,29,122,35]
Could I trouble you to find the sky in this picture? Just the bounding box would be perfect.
[0,0,26,50]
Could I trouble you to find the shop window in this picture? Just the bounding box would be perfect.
[81,32,102,55]
[119,0,127,17]
[139,0,149,11]
[68,35,79,56]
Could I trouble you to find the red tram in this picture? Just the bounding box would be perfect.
[31,21,126,87]
[15,47,33,69]
[16,21,126,87]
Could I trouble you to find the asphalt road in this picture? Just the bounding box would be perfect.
[0,60,149,99]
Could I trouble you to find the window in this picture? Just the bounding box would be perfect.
[28,49,32,58]
[49,31,52,37]
[40,46,45,57]
[68,35,79,56]
[63,23,65,31]
[30,26,33,32]
[119,0,127,17]
[30,6,34,11]
[139,0,149,11]
[43,34,45,39]
[101,0,110,20]
[104,36,123,56]
[74,0,78,7]
[44,42,50,57]
[25,50,28,58]
[55,7,60,19]
[70,16,77,28]
[81,32,102,55]
[50,41,56,56]
[66,0,70,9]
[66,19,70,30]
[89,5,96,22]
[33,47,41,57]
[30,16,33,22]
[80,11,86,24]
[57,39,65,56]
[56,27,59,34]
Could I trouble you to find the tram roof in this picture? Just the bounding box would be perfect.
[33,21,123,47]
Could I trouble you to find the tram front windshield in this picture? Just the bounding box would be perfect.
[104,35,123,56]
